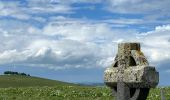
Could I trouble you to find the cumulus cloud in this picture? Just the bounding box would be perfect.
[0,38,114,70]
[138,25,170,65]
[0,0,170,72]
[0,15,170,71]
[0,17,118,70]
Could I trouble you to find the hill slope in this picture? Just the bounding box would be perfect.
[0,75,75,88]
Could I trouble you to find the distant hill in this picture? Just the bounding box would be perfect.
[0,75,76,88]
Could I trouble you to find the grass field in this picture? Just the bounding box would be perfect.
[0,75,169,100]
[0,86,170,100]
[0,75,74,88]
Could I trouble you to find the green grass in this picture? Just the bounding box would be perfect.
[0,86,169,100]
[0,75,74,88]
[0,86,114,100]
[0,75,169,100]
[147,87,170,100]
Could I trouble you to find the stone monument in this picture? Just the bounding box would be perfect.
[104,42,159,100]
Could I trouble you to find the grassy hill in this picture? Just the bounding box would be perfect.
[0,75,169,100]
[0,75,75,88]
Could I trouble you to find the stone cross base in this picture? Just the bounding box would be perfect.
[112,82,149,100]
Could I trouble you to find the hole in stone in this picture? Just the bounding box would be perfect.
[113,61,118,67]
[129,56,136,66]
[130,88,136,97]
[113,87,117,91]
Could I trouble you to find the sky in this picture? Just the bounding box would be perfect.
[0,0,170,86]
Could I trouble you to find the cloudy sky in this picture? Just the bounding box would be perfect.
[0,0,170,86]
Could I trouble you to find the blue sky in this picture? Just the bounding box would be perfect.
[0,0,170,86]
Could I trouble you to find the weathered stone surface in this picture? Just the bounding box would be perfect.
[104,66,159,88]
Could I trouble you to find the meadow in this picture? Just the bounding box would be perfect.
[0,75,169,100]
[0,86,169,100]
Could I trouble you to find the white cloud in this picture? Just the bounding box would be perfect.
[0,1,72,20]
[0,49,32,64]
[29,4,73,14]
[139,25,170,64]
[105,0,170,14]
[0,1,31,20]
[104,0,170,24]
[49,0,101,4]
[43,22,114,42]
[26,0,101,14]
[103,18,144,25]
[1,0,170,26]
[1,9,170,71]
[0,0,170,71]
[0,18,119,69]
[0,15,170,70]
[43,17,138,42]
[0,39,114,70]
